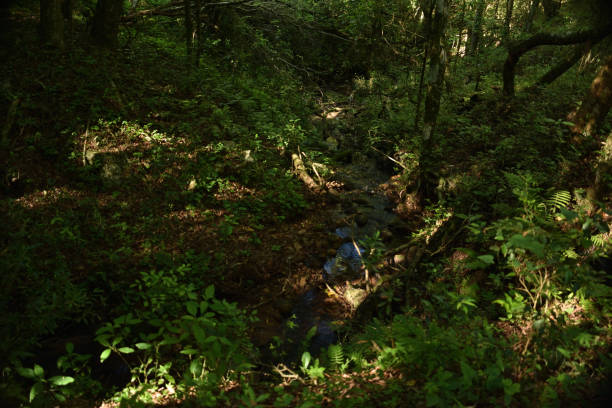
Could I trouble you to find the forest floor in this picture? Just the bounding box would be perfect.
[2,13,611,408]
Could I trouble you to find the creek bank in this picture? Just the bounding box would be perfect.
[267,153,413,364]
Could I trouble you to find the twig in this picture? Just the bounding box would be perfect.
[369,145,407,169]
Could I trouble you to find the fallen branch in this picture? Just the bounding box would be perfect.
[292,152,321,191]
[370,145,406,170]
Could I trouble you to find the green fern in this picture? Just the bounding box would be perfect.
[546,190,571,213]
[328,344,346,372]
[591,233,608,248]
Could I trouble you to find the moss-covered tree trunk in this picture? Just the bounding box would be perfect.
[569,54,612,137]
[524,0,540,33]
[594,130,612,201]
[466,0,485,57]
[420,0,450,200]
[91,0,124,48]
[502,0,514,45]
[185,0,193,56]
[542,0,560,19]
[40,0,64,48]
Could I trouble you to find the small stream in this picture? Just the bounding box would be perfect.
[281,157,402,362]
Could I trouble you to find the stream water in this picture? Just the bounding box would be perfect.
[281,157,402,362]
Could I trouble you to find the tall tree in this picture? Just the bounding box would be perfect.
[569,54,612,138]
[90,0,123,48]
[466,0,485,57]
[502,0,514,45]
[420,0,450,199]
[40,0,64,48]
[185,0,193,56]
[542,0,560,19]
[524,0,540,33]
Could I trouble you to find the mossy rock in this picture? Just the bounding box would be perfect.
[84,150,127,186]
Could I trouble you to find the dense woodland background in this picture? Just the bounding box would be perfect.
[1,0,611,406]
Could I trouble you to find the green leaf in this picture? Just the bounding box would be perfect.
[477,254,495,265]
[100,348,111,363]
[205,285,215,299]
[118,347,135,354]
[575,332,593,347]
[507,234,545,258]
[29,382,43,402]
[49,376,75,386]
[180,348,199,355]
[189,359,201,376]
[193,325,207,345]
[556,346,571,358]
[65,342,74,354]
[135,342,151,350]
[16,367,35,379]
[301,352,311,369]
[460,361,476,386]
[33,364,44,378]
[186,301,198,316]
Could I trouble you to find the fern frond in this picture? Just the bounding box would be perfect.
[591,234,608,248]
[547,190,571,212]
[328,344,344,368]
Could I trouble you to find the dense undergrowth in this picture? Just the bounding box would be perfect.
[1,1,611,407]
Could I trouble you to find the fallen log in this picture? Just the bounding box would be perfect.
[291,152,321,191]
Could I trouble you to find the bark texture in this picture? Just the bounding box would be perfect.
[535,39,603,86]
[524,0,540,33]
[502,0,514,45]
[91,0,124,48]
[466,0,485,57]
[542,0,560,19]
[40,0,64,48]
[420,0,450,199]
[569,54,612,137]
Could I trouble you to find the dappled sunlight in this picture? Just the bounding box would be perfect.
[2,1,611,406]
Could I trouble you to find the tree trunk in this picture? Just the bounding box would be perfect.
[542,0,560,19]
[91,0,124,48]
[40,0,64,48]
[594,130,612,201]
[195,0,202,65]
[420,0,450,199]
[524,0,540,33]
[466,0,485,57]
[569,54,612,137]
[453,0,466,62]
[414,2,434,131]
[185,0,193,56]
[62,0,73,39]
[502,0,514,45]
[502,24,612,97]
[536,41,599,86]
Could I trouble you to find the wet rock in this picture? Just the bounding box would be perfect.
[381,228,393,241]
[355,212,369,227]
[344,284,367,309]
[324,136,339,151]
[389,218,410,233]
[85,150,127,186]
[407,246,418,261]
[352,194,374,206]
[393,253,406,265]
